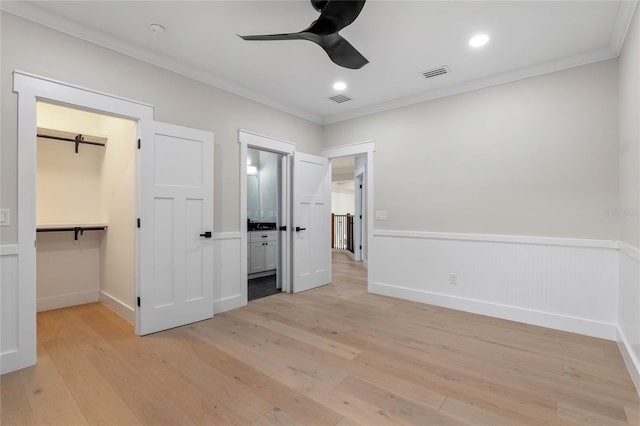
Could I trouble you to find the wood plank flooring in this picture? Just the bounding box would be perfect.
[2,252,638,425]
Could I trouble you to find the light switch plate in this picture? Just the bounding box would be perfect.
[375,210,388,220]
[0,209,10,226]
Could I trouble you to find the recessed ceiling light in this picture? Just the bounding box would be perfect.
[149,23,166,34]
[469,34,489,48]
[333,81,347,91]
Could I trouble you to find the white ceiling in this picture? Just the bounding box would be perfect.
[3,1,636,124]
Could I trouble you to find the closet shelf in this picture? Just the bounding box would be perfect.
[37,223,108,241]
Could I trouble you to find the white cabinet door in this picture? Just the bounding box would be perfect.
[292,152,331,293]
[264,241,277,270]
[250,242,266,273]
[138,122,214,335]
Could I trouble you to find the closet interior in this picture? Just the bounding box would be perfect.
[35,102,136,322]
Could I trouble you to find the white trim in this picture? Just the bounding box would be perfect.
[0,247,19,374]
[0,245,18,256]
[213,232,242,241]
[0,351,19,375]
[13,70,153,109]
[13,71,154,370]
[619,240,640,263]
[610,0,639,54]
[323,141,375,291]
[322,141,375,158]
[238,130,294,299]
[372,229,618,250]
[99,291,135,324]
[37,290,99,313]
[617,326,640,395]
[371,281,617,340]
[322,48,618,124]
[238,129,296,155]
[214,294,244,314]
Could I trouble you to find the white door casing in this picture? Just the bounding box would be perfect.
[138,122,214,335]
[293,152,331,293]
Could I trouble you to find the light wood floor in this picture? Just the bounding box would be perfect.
[2,252,639,425]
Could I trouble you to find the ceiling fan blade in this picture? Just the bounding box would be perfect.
[237,0,369,69]
[317,33,368,69]
[306,0,366,34]
[237,33,306,41]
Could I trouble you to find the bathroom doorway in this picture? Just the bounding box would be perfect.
[246,147,283,301]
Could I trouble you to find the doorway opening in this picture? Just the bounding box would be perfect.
[323,141,374,291]
[330,154,367,263]
[247,147,283,301]
[35,101,137,322]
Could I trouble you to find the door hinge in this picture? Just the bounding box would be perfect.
[279,225,287,231]
[137,138,141,149]
[359,215,362,219]
[137,297,141,307]
[137,218,141,228]
[359,245,362,250]
[360,184,363,189]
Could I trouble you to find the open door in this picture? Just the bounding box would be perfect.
[138,122,214,335]
[292,152,331,292]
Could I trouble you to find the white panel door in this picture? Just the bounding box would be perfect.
[293,152,331,292]
[139,122,214,335]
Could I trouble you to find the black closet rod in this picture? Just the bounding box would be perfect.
[37,134,106,153]
[37,226,107,241]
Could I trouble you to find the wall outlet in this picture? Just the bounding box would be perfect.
[449,273,458,285]
[0,209,9,227]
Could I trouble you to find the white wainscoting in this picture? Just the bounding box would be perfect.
[214,232,244,313]
[1,245,20,374]
[370,230,619,340]
[617,241,640,393]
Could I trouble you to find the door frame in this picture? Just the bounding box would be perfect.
[354,168,365,262]
[238,130,294,299]
[322,141,375,288]
[13,71,153,369]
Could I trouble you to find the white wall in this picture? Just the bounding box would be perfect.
[332,183,355,215]
[98,108,136,321]
[324,61,621,342]
[617,6,640,391]
[324,60,619,240]
[35,103,105,311]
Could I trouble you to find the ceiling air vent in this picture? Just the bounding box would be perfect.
[420,65,451,80]
[328,94,352,103]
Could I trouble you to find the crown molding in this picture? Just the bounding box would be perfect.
[2,1,636,127]
[610,0,639,54]
[321,47,617,124]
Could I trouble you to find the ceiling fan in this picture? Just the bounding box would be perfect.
[238,0,369,69]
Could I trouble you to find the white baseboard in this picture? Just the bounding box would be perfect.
[99,290,134,324]
[371,281,617,340]
[617,326,640,395]
[214,294,244,314]
[37,289,99,312]
[1,350,19,374]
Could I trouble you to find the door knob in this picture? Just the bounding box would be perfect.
[199,231,212,238]
[295,227,306,232]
